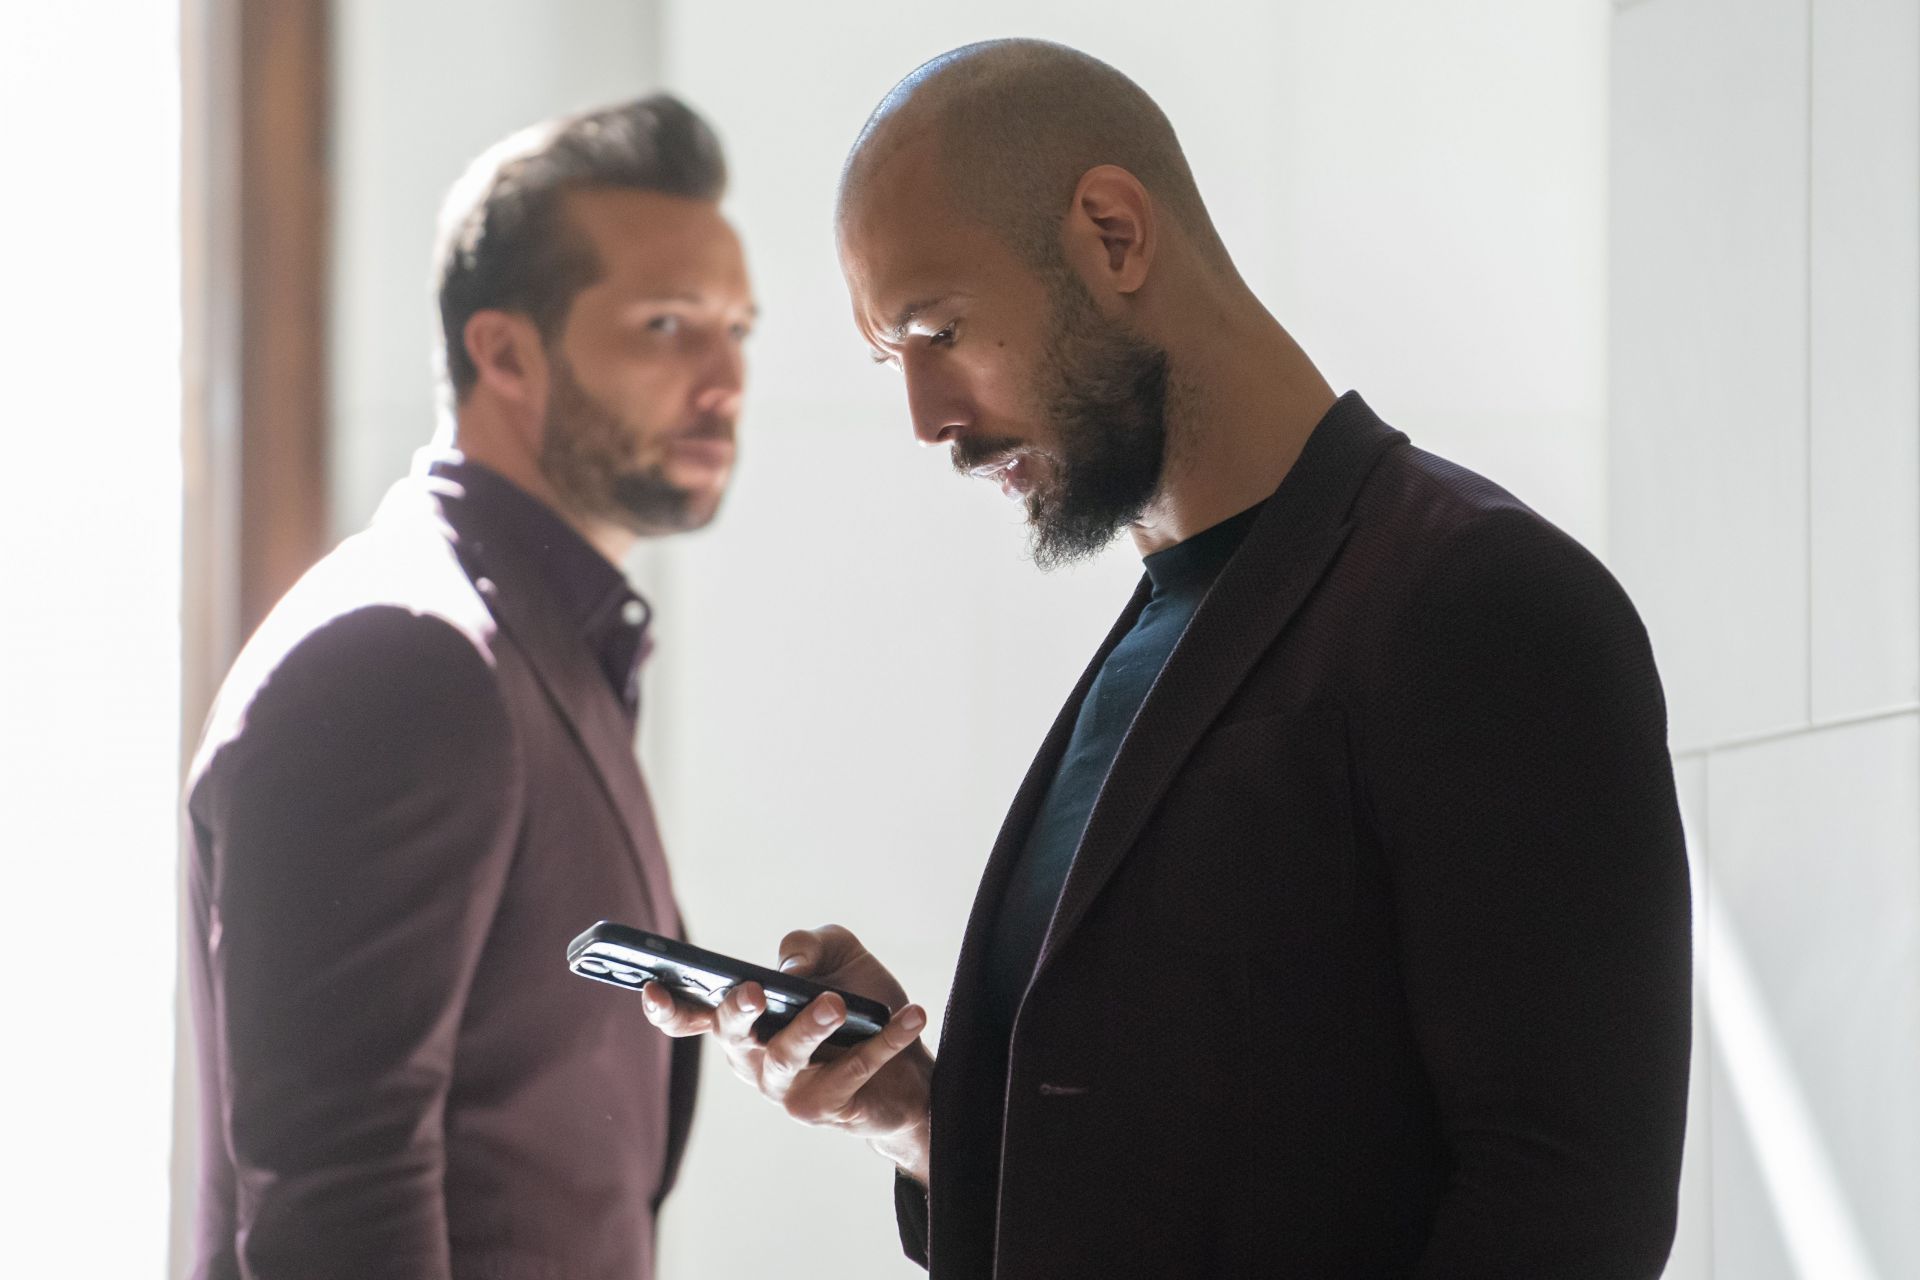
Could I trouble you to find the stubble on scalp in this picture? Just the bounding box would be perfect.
[839,40,1230,277]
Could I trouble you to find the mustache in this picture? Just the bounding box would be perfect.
[949,433,1027,476]
[670,417,737,446]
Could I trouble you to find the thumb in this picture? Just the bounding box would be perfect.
[777,923,859,977]
[776,928,824,976]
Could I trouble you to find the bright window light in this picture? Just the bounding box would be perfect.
[0,4,183,1274]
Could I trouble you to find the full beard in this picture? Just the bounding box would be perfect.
[538,354,718,536]
[955,275,1171,572]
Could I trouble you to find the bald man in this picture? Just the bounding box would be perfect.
[647,40,1691,1278]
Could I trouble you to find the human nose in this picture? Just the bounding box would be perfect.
[902,360,968,447]
[691,330,745,420]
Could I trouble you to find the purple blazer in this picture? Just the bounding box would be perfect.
[899,394,1692,1277]
[185,470,697,1279]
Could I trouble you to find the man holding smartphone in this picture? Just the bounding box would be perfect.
[645,40,1692,1279]
[184,96,754,1279]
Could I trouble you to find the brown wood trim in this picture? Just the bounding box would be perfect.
[181,0,331,758]
[175,3,333,1271]
[238,0,332,637]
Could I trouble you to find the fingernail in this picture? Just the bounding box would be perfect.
[738,988,761,1013]
[779,955,803,973]
[813,1000,841,1026]
[898,1006,926,1035]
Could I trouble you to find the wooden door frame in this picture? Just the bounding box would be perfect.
[181,0,332,757]
[174,1,331,1273]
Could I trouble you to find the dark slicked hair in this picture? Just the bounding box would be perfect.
[841,40,1228,271]
[434,93,727,403]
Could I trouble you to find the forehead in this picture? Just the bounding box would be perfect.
[562,187,750,297]
[838,145,1022,331]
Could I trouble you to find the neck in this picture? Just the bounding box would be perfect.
[452,407,638,566]
[1128,292,1337,557]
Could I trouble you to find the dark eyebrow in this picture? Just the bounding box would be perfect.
[621,293,760,321]
[883,295,954,344]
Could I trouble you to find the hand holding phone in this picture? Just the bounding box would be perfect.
[568,921,890,1048]
[635,923,934,1186]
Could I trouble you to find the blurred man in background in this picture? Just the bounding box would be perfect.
[185,94,753,1279]
[648,40,1691,1278]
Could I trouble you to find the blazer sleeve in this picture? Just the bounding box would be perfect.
[894,1168,931,1269]
[192,606,522,1279]
[1364,511,1693,1279]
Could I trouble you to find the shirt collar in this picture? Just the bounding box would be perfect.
[427,458,653,710]
[1142,499,1267,597]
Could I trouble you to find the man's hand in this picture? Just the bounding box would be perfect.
[640,925,933,1184]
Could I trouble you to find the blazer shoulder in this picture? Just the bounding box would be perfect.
[1353,442,1625,614]
[190,519,510,788]
[1346,447,1659,720]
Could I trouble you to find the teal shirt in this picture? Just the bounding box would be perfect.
[982,501,1265,1035]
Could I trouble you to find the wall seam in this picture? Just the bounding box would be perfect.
[1672,701,1920,761]
[1806,0,1818,726]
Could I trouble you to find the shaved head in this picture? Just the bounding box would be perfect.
[839,39,1228,271]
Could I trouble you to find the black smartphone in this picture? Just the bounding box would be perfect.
[566,920,891,1048]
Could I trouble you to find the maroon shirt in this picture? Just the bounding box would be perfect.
[431,459,651,721]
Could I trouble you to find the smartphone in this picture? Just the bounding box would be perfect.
[567,920,891,1048]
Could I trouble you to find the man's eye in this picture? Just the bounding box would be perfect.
[647,315,682,335]
[928,325,957,347]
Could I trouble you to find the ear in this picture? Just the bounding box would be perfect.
[462,308,550,429]
[1063,165,1156,297]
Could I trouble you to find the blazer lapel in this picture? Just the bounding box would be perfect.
[1031,393,1407,985]
[424,478,682,936]
[925,576,1150,1271]
[937,578,1151,1064]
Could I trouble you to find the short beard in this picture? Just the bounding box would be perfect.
[962,273,1171,572]
[538,353,714,536]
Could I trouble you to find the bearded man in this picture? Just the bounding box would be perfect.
[184,94,754,1280]
[646,42,1692,1279]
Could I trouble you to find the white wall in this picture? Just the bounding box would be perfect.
[328,0,666,537]
[1611,0,1920,1276]
[0,3,183,1276]
[645,3,1612,1274]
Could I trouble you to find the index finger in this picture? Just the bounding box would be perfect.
[711,981,767,1045]
[640,982,716,1038]
[758,991,849,1094]
[785,1003,928,1123]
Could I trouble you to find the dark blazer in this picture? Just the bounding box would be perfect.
[898,394,1692,1278]
[185,469,698,1280]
